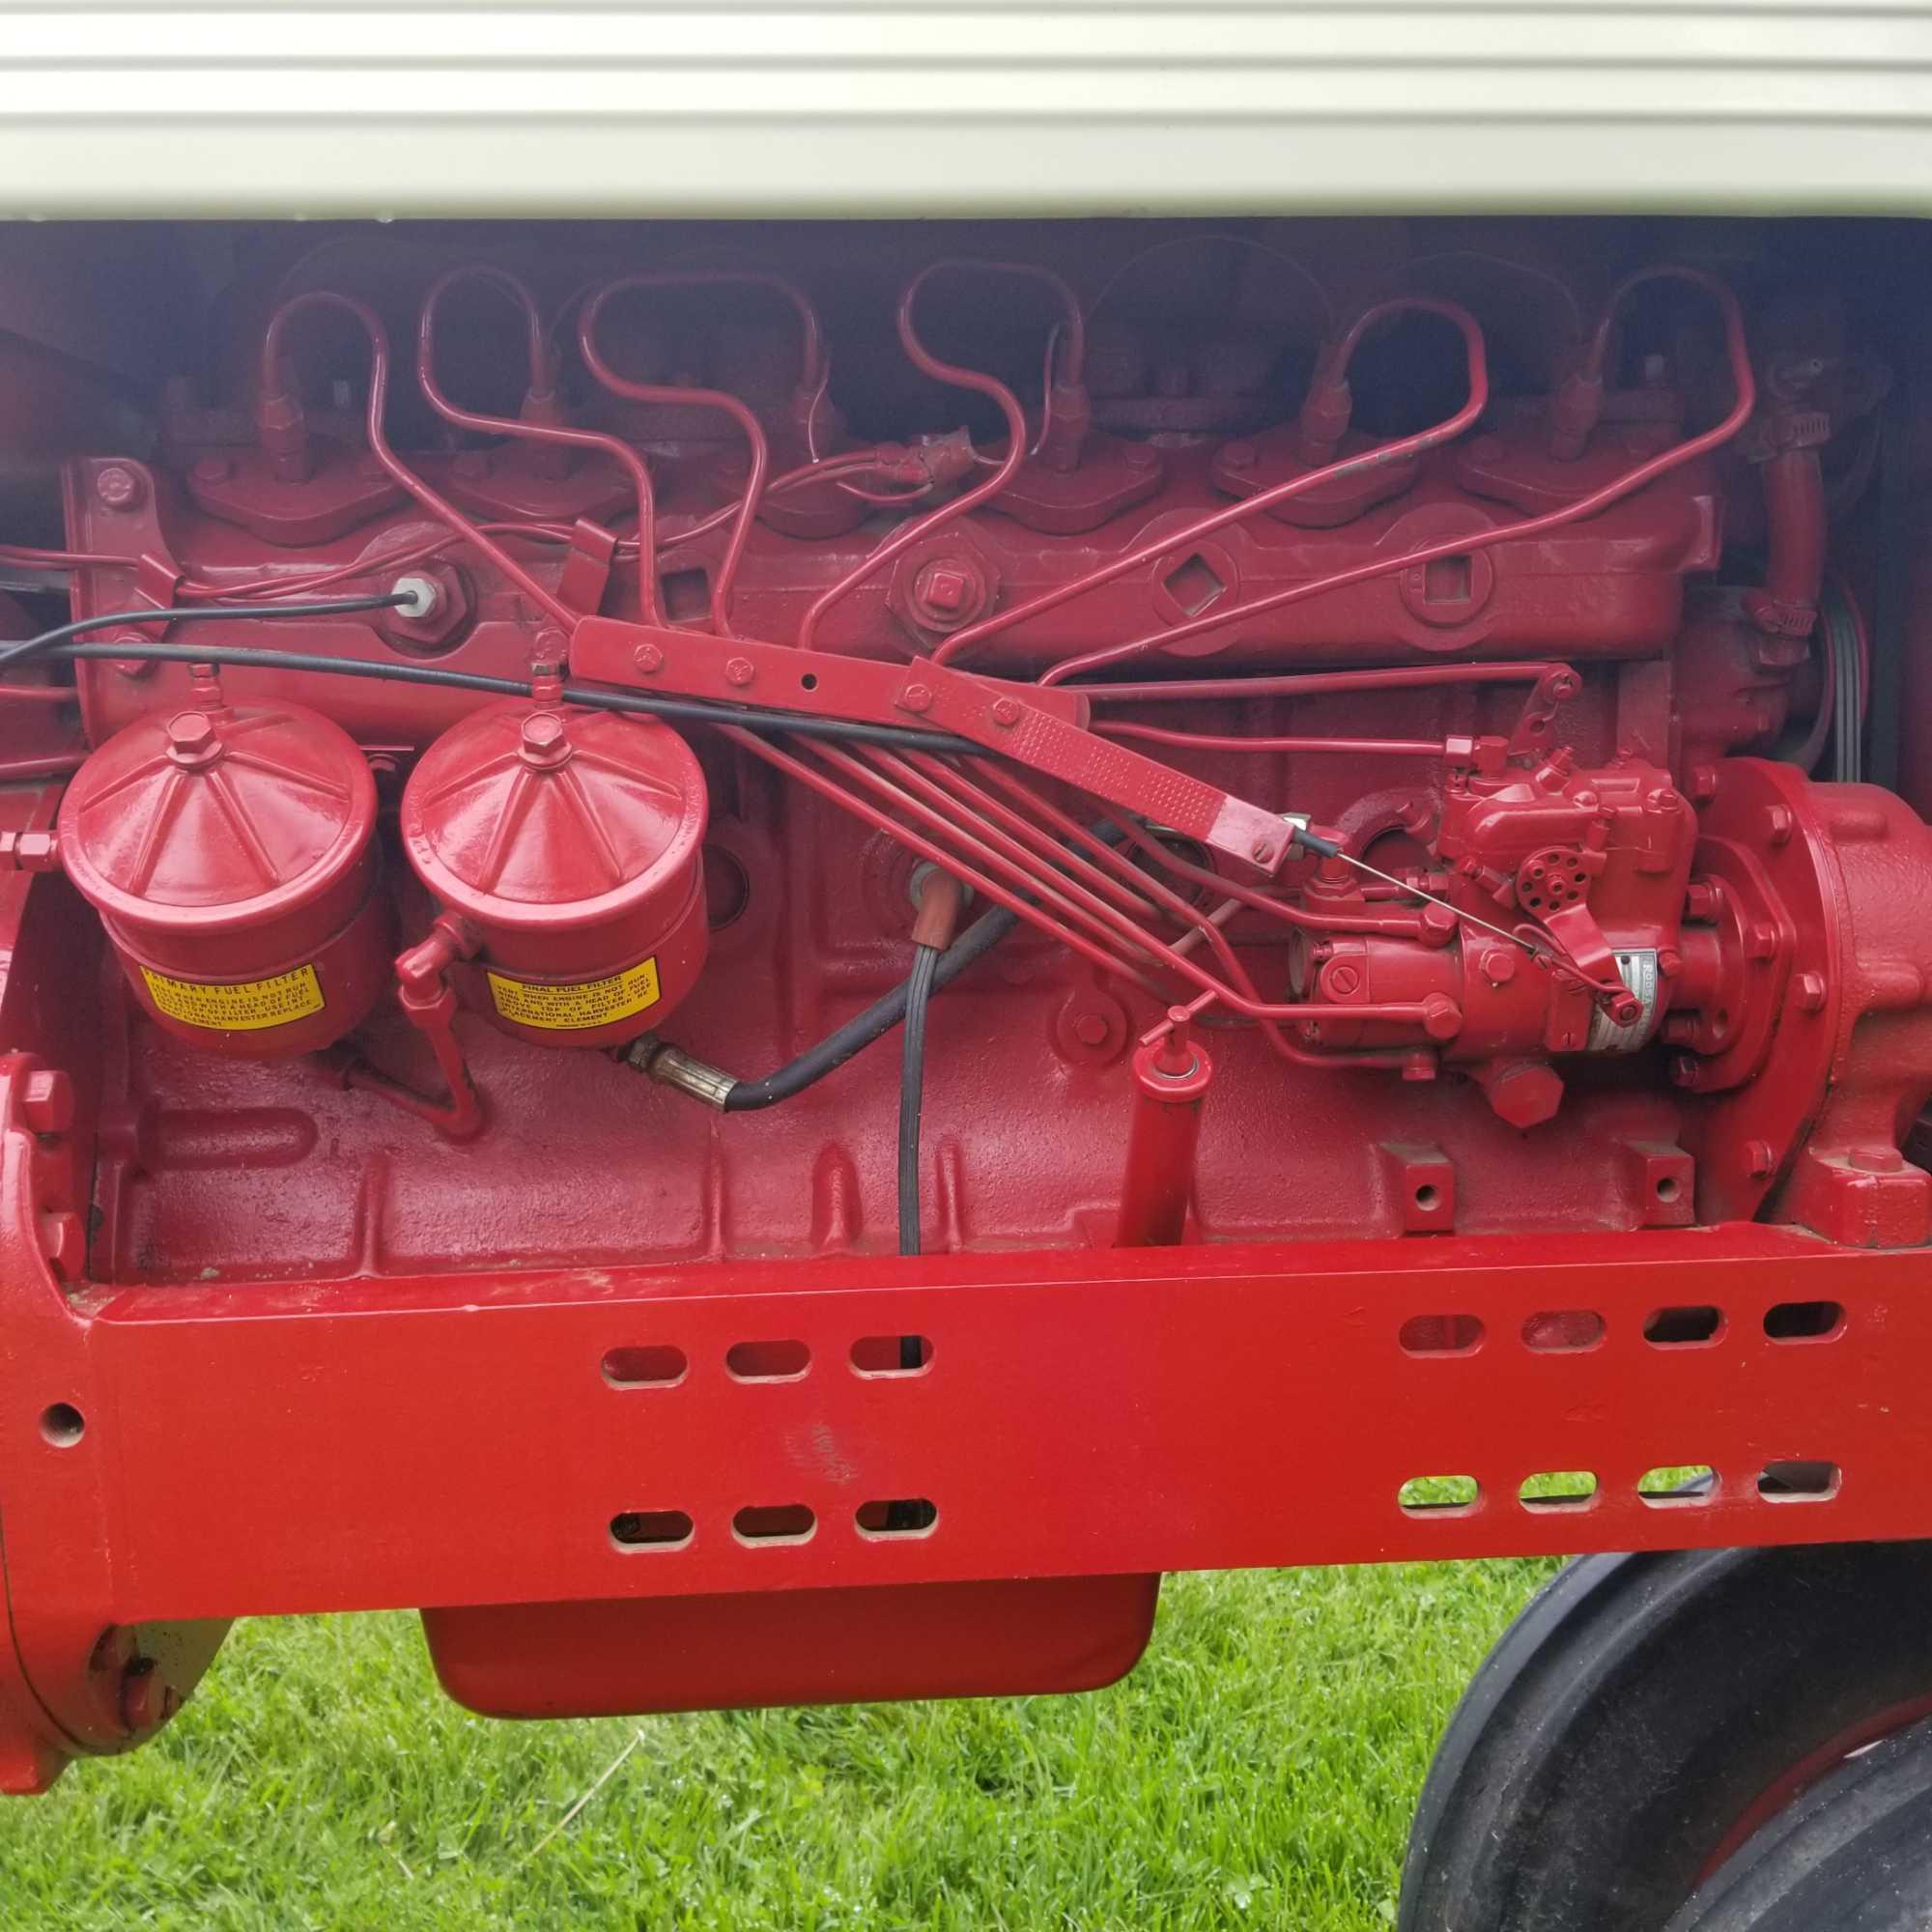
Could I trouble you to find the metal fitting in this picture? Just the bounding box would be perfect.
[94,464,144,512]
[389,574,442,621]
[624,1035,737,1111]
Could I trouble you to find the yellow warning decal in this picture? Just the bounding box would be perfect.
[141,962,326,1032]
[486,956,661,1032]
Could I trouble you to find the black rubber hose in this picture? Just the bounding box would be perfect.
[718,821,1130,1113]
[47,641,980,754]
[897,941,940,1258]
[723,896,1018,1110]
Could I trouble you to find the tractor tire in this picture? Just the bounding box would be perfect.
[1399,1542,1932,1932]
[1665,1716,1932,1930]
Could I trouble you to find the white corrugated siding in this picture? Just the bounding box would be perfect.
[1,3,1930,215]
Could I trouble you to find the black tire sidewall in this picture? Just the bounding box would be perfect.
[1402,1542,1932,1932]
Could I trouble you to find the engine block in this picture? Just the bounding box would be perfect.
[1,214,1930,1787]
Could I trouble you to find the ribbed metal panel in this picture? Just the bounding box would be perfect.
[2,3,1930,215]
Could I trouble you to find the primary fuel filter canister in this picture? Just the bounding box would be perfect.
[56,697,388,1058]
[399,700,708,1049]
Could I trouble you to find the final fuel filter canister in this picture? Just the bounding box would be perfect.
[57,697,388,1057]
[399,700,708,1048]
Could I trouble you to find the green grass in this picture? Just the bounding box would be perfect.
[0,1561,1561,1931]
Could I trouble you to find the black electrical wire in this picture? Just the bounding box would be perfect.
[0,594,415,670]
[898,940,941,1259]
[720,898,1018,1110]
[715,822,1130,1113]
[45,641,981,754]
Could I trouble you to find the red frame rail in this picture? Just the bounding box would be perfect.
[6,1223,1922,1626]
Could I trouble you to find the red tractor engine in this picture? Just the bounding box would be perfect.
[0,215,1929,1789]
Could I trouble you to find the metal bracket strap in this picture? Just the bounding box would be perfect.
[569,617,1294,871]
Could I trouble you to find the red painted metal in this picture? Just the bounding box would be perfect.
[416,264,666,625]
[0,216,1922,1793]
[1116,1008,1213,1245]
[426,1577,1164,1721]
[54,679,386,1057]
[399,691,710,1049]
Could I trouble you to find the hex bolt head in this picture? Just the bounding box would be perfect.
[1072,1013,1111,1048]
[1687,764,1721,804]
[1487,1063,1565,1128]
[1746,1138,1776,1178]
[519,712,572,769]
[94,465,143,512]
[1763,804,1796,847]
[1793,971,1828,1012]
[913,563,972,616]
[724,658,756,689]
[20,1067,72,1136]
[1684,879,1722,923]
[1851,1144,1906,1174]
[1670,1054,1703,1089]
[165,712,222,768]
[632,642,665,674]
[1746,922,1778,961]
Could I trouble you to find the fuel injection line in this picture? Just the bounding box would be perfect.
[12,611,1625,1028]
